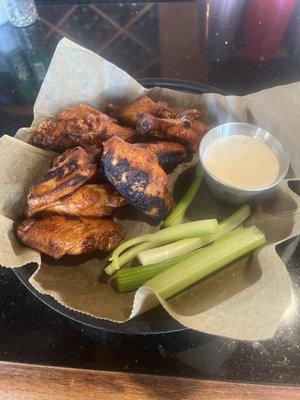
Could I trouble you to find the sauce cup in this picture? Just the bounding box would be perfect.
[199,122,289,205]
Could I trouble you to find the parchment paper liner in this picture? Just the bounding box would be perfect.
[1,38,299,340]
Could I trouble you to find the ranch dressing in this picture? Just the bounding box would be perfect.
[203,135,279,189]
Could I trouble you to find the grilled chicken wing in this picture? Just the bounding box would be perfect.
[52,144,102,166]
[135,141,187,172]
[27,184,126,218]
[17,215,126,259]
[102,137,173,221]
[32,103,137,152]
[52,143,105,183]
[136,109,207,152]
[106,96,175,128]
[27,146,96,212]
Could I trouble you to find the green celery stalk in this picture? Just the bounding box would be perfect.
[114,253,192,293]
[145,226,266,300]
[104,242,155,276]
[138,205,250,266]
[107,219,218,275]
[164,167,202,227]
[114,228,245,293]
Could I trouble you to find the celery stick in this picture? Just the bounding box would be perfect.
[164,168,202,227]
[114,253,192,293]
[108,219,218,274]
[145,226,266,300]
[213,226,245,242]
[138,205,250,266]
[104,242,155,276]
[114,228,245,293]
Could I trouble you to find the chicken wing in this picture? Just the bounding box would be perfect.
[102,137,173,221]
[32,103,137,152]
[135,141,187,172]
[27,146,96,211]
[27,184,126,218]
[17,215,126,259]
[52,144,102,166]
[106,96,175,128]
[136,109,207,152]
[52,143,106,183]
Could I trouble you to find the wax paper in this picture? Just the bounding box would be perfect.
[2,38,299,340]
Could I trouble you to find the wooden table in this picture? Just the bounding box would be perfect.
[0,362,299,400]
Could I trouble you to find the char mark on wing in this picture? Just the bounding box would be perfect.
[102,152,168,220]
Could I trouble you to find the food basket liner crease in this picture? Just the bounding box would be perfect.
[1,38,299,340]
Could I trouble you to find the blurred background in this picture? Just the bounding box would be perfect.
[0,0,299,121]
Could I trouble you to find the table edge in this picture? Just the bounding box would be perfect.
[0,361,299,400]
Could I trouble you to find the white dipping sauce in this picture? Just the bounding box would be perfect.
[203,135,279,189]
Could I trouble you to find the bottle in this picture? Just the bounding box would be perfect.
[244,0,296,61]
[0,2,38,103]
[2,0,49,86]
[14,20,50,86]
[203,0,247,61]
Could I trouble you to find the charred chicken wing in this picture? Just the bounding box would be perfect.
[102,137,173,221]
[135,141,187,172]
[27,146,96,212]
[27,184,126,218]
[32,103,137,152]
[17,215,126,259]
[106,96,175,128]
[136,109,207,152]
